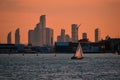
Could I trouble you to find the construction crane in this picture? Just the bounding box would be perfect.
[76,24,82,30]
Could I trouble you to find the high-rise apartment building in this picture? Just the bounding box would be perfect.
[15,28,20,44]
[46,28,53,46]
[61,29,65,42]
[40,15,46,46]
[28,30,34,45]
[32,15,47,46]
[65,34,71,42]
[40,15,46,28]
[71,24,78,42]
[7,32,11,44]
[33,23,43,46]
[57,36,62,42]
[82,32,87,39]
[57,29,71,42]
[28,15,53,47]
[95,28,100,42]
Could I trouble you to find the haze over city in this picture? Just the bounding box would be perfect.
[0,0,120,44]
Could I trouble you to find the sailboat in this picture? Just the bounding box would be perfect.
[71,42,84,59]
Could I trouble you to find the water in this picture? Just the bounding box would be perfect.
[0,53,120,80]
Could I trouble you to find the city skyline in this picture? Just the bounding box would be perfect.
[5,19,102,45]
[1,15,120,44]
[0,0,120,44]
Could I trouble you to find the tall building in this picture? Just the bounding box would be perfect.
[39,15,46,46]
[95,28,100,42]
[7,32,11,44]
[46,28,53,46]
[61,29,65,42]
[15,28,20,44]
[82,32,87,39]
[34,23,42,46]
[28,15,53,47]
[57,29,71,42]
[40,15,46,46]
[28,30,34,45]
[32,15,47,46]
[40,15,46,28]
[71,24,78,42]
[65,34,71,42]
[57,36,62,42]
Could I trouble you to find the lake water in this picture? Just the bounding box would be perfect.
[0,53,120,80]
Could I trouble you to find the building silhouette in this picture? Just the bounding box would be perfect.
[61,29,65,42]
[28,15,53,46]
[46,28,53,46]
[71,24,78,42]
[82,32,87,39]
[40,15,46,28]
[28,30,34,45]
[15,28,20,44]
[34,23,42,46]
[57,29,65,42]
[7,32,11,44]
[95,28,100,42]
[65,34,71,42]
[57,36,62,42]
[40,15,46,46]
[33,15,46,46]
[57,29,71,42]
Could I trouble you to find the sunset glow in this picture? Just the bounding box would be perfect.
[0,0,120,44]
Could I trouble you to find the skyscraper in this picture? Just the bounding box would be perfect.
[40,15,46,28]
[95,28,100,42]
[32,15,47,46]
[57,36,62,42]
[40,15,46,46]
[7,32,11,44]
[46,28,53,46]
[15,28,20,44]
[57,29,71,42]
[71,24,78,42]
[28,30,34,45]
[61,29,65,42]
[28,15,53,47]
[65,34,71,42]
[82,32,87,39]
[34,23,42,46]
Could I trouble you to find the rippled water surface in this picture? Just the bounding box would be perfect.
[0,53,120,80]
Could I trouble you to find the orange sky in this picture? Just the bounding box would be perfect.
[0,0,120,44]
